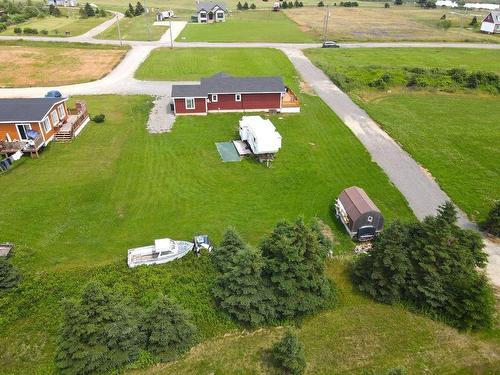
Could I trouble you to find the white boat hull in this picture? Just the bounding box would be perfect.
[127,240,194,268]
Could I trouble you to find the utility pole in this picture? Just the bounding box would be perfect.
[144,0,151,41]
[169,18,174,49]
[116,14,122,47]
[323,5,330,41]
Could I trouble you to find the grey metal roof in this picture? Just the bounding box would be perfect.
[196,1,227,12]
[171,84,207,98]
[0,98,66,122]
[202,73,285,94]
[171,73,285,97]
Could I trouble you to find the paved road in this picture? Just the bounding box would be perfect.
[1,20,499,285]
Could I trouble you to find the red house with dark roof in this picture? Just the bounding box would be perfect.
[171,73,300,115]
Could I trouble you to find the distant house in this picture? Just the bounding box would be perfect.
[156,10,174,21]
[481,11,500,33]
[171,72,300,115]
[47,0,78,7]
[194,1,228,23]
[435,0,458,7]
[0,98,89,157]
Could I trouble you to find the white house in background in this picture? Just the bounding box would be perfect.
[239,116,282,155]
[194,1,228,23]
[47,0,78,6]
[481,11,500,33]
[156,10,174,21]
[436,1,458,8]
[464,3,500,10]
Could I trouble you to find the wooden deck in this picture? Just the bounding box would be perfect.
[0,134,44,158]
[282,88,300,108]
[54,101,89,142]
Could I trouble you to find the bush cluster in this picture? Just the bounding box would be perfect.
[0,0,46,27]
[340,1,359,7]
[56,282,197,374]
[281,1,304,8]
[91,113,106,123]
[237,2,259,10]
[481,201,500,237]
[125,2,144,18]
[352,202,495,330]
[212,218,334,326]
[80,2,106,18]
[23,27,38,34]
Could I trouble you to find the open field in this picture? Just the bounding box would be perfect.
[286,6,500,42]
[177,11,316,42]
[132,258,500,375]
[305,48,500,222]
[0,10,111,37]
[96,13,168,41]
[0,45,126,87]
[135,47,302,81]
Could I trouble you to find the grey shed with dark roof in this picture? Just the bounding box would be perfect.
[0,98,67,123]
[335,186,384,241]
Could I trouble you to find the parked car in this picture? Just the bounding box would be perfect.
[322,41,340,48]
[45,90,62,98]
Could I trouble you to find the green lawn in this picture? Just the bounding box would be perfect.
[305,48,500,222]
[360,93,500,222]
[96,13,168,41]
[132,259,500,375]
[0,12,111,37]
[135,48,302,81]
[177,11,316,43]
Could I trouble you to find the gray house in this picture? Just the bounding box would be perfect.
[194,1,228,23]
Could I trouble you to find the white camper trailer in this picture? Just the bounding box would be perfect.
[238,116,281,155]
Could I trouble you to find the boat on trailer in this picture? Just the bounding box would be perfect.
[127,238,194,268]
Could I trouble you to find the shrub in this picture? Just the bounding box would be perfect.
[55,282,142,374]
[243,1,249,9]
[0,22,6,32]
[438,19,452,30]
[0,258,20,290]
[40,29,48,35]
[470,16,478,26]
[282,1,288,8]
[271,330,306,375]
[83,2,95,17]
[318,1,324,6]
[385,2,390,7]
[23,27,38,34]
[13,27,22,34]
[237,1,243,10]
[125,9,134,17]
[250,3,256,9]
[288,1,294,7]
[352,202,495,330]
[394,0,403,4]
[141,295,197,362]
[481,201,500,237]
[92,113,105,123]
[134,2,145,16]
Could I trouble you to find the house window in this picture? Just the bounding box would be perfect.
[235,93,241,102]
[51,110,59,125]
[200,11,206,18]
[58,104,65,118]
[211,94,218,103]
[42,117,51,133]
[217,11,224,19]
[16,124,31,140]
[185,98,195,110]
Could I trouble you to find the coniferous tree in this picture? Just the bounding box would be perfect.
[212,228,246,273]
[56,282,141,374]
[243,1,249,9]
[135,1,145,16]
[271,330,306,375]
[213,246,275,326]
[0,258,20,290]
[237,1,243,10]
[142,295,197,362]
[481,201,500,237]
[352,202,495,330]
[261,218,332,320]
[84,2,94,17]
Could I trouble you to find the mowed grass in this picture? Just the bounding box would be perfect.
[286,6,499,42]
[0,45,126,87]
[177,11,316,42]
[131,258,500,375]
[96,13,168,41]
[360,93,500,222]
[135,47,300,81]
[305,48,500,222]
[0,12,111,37]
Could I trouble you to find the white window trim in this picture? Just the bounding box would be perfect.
[58,104,65,119]
[235,93,241,102]
[216,11,224,18]
[211,94,218,103]
[51,110,59,125]
[15,123,31,140]
[185,98,195,110]
[42,117,51,133]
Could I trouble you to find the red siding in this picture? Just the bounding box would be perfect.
[174,98,207,114]
[207,94,243,111]
[207,93,281,112]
